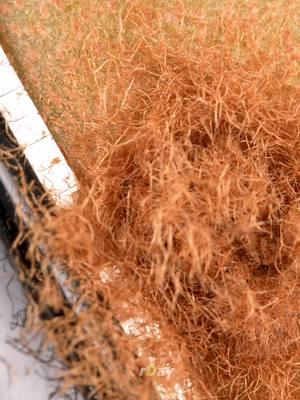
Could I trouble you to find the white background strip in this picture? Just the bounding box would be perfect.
[0,46,77,206]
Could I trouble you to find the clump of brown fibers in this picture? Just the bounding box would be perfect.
[15,1,300,399]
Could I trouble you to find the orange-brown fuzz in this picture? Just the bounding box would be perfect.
[2,1,300,398]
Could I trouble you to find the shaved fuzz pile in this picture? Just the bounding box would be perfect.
[2,1,300,399]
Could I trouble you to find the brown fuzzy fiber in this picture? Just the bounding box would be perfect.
[3,1,300,399]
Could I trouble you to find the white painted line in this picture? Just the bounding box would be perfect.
[0,46,78,206]
[24,135,77,199]
[0,47,9,67]
[7,112,50,147]
[0,63,22,97]
[0,87,37,122]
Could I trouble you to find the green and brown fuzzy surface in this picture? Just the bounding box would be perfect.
[1,1,300,399]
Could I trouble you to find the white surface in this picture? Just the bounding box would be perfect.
[0,88,36,122]
[0,46,78,206]
[24,135,77,201]
[8,113,50,146]
[0,64,22,97]
[0,48,8,67]
[0,46,80,399]
[0,241,59,400]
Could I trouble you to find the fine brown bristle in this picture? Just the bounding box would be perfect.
[2,0,300,398]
